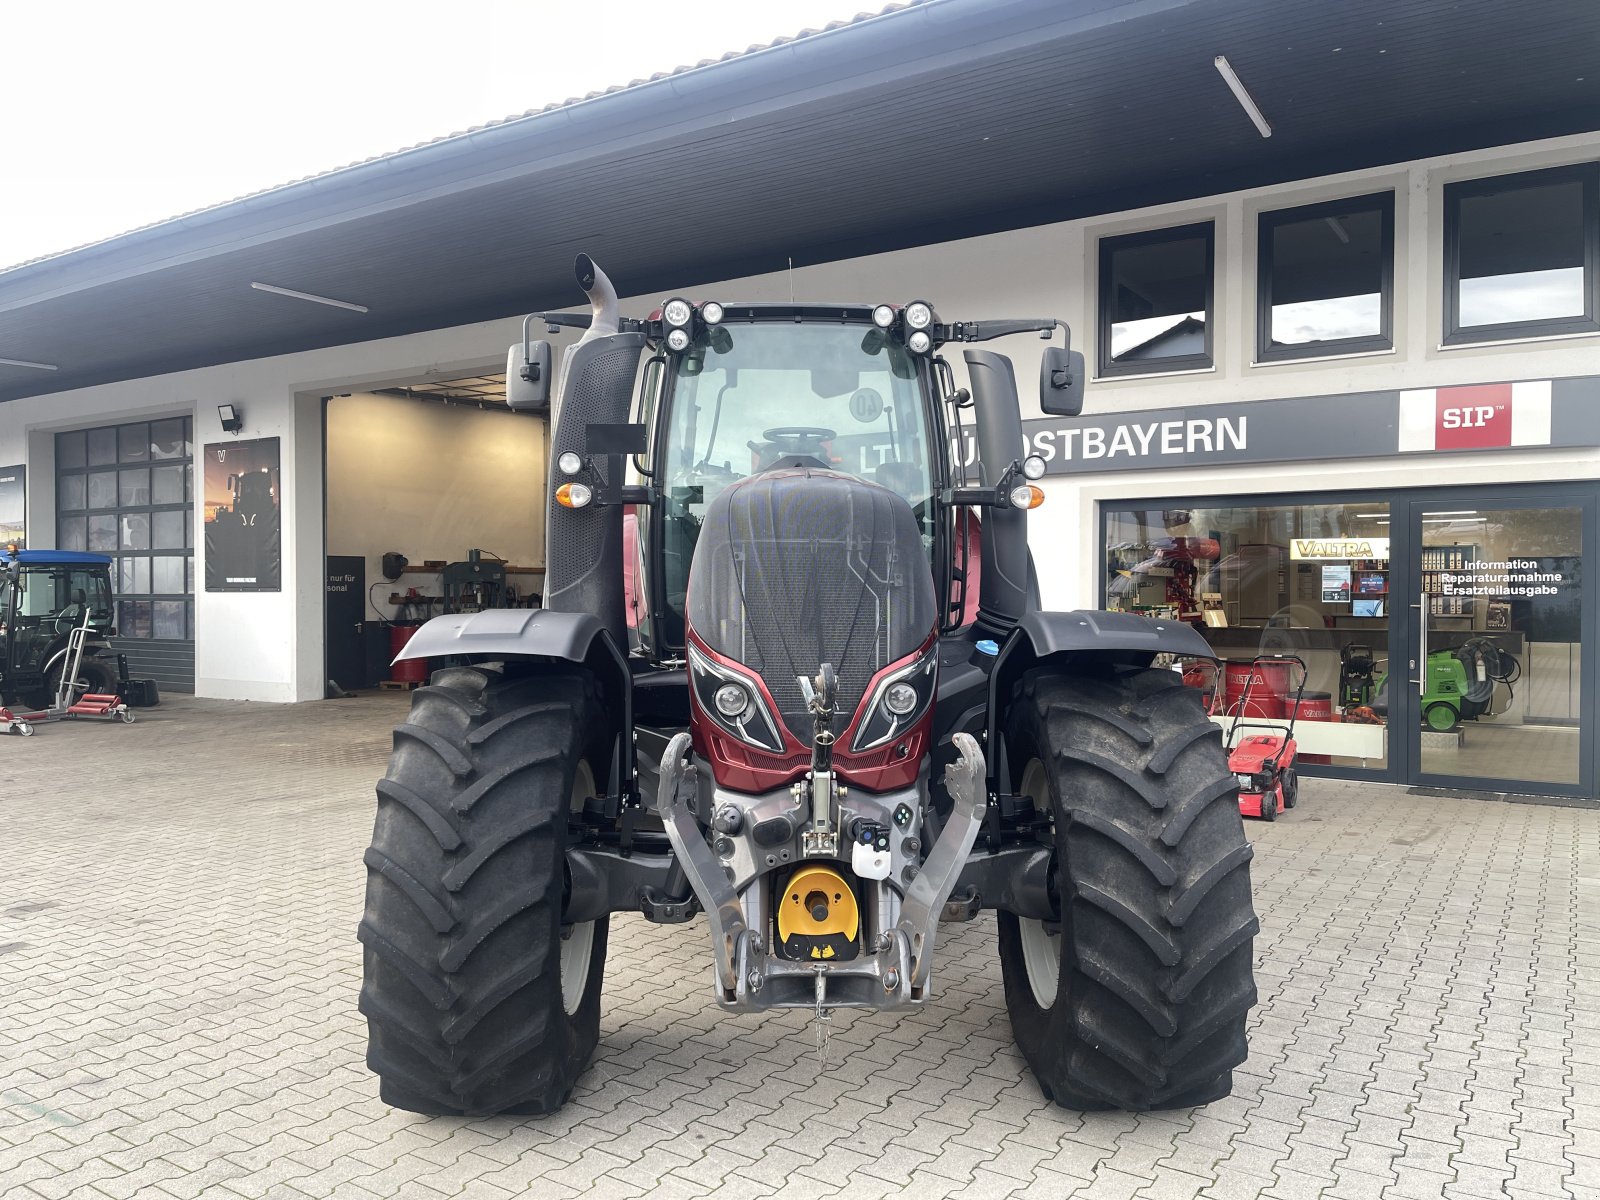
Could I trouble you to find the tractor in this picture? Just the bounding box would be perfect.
[0,549,121,709]
[359,256,1258,1117]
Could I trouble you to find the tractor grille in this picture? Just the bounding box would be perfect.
[687,469,937,743]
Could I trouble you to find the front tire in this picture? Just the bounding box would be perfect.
[998,666,1259,1110]
[359,663,611,1115]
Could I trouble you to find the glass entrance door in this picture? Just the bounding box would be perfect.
[1400,494,1593,794]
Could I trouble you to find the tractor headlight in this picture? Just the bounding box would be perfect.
[852,645,937,752]
[688,644,784,753]
[906,330,932,354]
[904,301,933,330]
[700,301,724,326]
[662,298,693,328]
[1022,454,1046,480]
[884,682,918,716]
[665,327,692,352]
[871,304,896,329]
[714,682,751,719]
[557,451,583,476]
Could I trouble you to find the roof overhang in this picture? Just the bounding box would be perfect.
[3,0,1598,403]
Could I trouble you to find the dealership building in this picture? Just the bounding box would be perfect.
[1,0,1596,799]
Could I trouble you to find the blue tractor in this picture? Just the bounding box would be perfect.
[0,550,121,709]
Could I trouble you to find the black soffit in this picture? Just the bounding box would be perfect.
[3,0,1598,404]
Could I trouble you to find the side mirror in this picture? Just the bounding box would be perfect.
[1039,347,1086,416]
[506,340,553,411]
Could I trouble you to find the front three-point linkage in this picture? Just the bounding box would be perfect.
[796,662,839,858]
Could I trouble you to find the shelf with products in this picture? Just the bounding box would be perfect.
[1104,536,1220,624]
[1421,543,1477,618]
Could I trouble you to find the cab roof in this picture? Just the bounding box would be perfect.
[0,550,113,566]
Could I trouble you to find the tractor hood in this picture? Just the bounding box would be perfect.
[685,467,937,745]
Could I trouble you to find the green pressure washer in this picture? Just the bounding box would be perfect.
[1373,637,1519,732]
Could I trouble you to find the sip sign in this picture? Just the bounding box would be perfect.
[1435,385,1511,449]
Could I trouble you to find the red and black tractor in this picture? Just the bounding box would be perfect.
[360,256,1258,1117]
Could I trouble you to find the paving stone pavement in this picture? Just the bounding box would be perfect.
[0,693,1596,1200]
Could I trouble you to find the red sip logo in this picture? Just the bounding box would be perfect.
[1434,384,1512,449]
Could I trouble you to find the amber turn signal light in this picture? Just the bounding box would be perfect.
[555,482,593,509]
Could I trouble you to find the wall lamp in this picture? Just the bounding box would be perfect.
[219,404,244,433]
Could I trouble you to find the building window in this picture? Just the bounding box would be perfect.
[1098,222,1215,377]
[56,417,194,641]
[1257,192,1394,361]
[1444,163,1600,344]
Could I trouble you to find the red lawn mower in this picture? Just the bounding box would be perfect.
[1224,655,1307,822]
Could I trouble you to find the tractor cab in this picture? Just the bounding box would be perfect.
[0,549,118,706]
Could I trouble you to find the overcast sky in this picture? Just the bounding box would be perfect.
[2,0,885,270]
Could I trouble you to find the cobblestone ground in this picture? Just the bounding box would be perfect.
[1,694,1596,1200]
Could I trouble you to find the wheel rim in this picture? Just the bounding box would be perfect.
[561,760,597,1016]
[1016,757,1060,1009]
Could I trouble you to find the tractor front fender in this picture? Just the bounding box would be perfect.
[394,608,611,664]
[984,610,1214,790]
[395,608,638,797]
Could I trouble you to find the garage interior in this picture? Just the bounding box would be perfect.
[322,372,547,694]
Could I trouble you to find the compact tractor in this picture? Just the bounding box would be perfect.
[0,549,122,710]
[360,257,1258,1117]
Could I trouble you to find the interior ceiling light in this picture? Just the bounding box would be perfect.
[1213,55,1272,139]
[0,357,58,371]
[250,282,369,313]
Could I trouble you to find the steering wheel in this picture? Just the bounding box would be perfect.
[52,603,84,637]
[762,426,837,452]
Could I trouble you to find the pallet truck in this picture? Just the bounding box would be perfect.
[12,605,134,728]
[1224,655,1306,822]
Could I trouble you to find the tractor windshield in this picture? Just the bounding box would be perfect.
[665,323,932,510]
[655,321,936,639]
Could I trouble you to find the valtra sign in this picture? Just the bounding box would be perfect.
[990,375,1600,475]
[1289,538,1390,561]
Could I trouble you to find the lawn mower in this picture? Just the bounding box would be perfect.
[360,255,1258,1117]
[1225,655,1306,821]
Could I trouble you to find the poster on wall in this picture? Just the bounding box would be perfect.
[1321,565,1352,603]
[204,438,281,591]
[0,465,23,546]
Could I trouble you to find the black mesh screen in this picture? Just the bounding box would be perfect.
[686,469,937,741]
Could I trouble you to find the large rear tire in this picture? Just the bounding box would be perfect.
[998,665,1259,1110]
[359,663,611,1115]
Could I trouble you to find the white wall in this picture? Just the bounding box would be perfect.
[3,131,1598,700]
[326,392,547,617]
